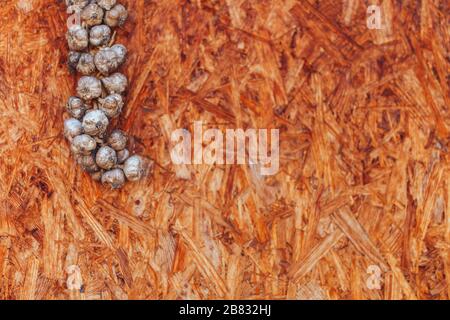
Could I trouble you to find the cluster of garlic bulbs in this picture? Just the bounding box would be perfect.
[63,0,145,189]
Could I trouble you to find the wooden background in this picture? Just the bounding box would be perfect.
[0,0,449,299]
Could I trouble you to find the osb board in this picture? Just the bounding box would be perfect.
[0,0,449,300]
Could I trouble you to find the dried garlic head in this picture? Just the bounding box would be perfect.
[101,168,125,189]
[76,76,102,100]
[82,110,109,136]
[101,73,127,94]
[124,155,146,181]
[94,47,122,75]
[116,148,130,164]
[66,96,86,119]
[107,129,127,150]
[66,25,88,51]
[97,0,117,11]
[64,118,83,140]
[96,146,117,170]
[68,51,81,71]
[99,94,124,118]
[76,53,96,75]
[104,4,128,27]
[89,24,111,47]
[81,3,104,27]
[71,134,97,155]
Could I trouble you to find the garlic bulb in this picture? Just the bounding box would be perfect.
[111,44,127,64]
[76,53,96,75]
[104,4,128,27]
[77,154,96,168]
[66,96,86,119]
[96,146,117,170]
[64,118,83,140]
[89,24,111,47]
[77,154,99,173]
[68,51,81,72]
[97,0,117,11]
[82,110,109,136]
[101,73,127,94]
[66,25,88,51]
[99,94,124,118]
[71,134,97,155]
[76,76,102,100]
[81,3,104,27]
[101,168,126,189]
[94,47,122,75]
[107,129,127,150]
[116,148,130,164]
[123,155,145,181]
